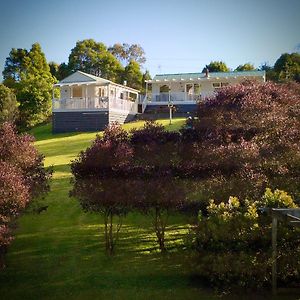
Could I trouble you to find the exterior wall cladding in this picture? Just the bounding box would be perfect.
[52,111,109,133]
[52,111,136,133]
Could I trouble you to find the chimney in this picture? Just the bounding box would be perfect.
[205,68,209,78]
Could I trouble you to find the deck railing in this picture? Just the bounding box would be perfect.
[153,92,201,102]
[52,97,138,113]
[52,97,109,110]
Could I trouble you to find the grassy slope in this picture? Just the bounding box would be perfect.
[0,118,218,300]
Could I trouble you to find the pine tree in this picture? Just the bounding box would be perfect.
[0,84,18,124]
[16,43,55,128]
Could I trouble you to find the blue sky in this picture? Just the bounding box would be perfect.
[0,0,299,79]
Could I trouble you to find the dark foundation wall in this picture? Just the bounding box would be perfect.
[52,111,109,133]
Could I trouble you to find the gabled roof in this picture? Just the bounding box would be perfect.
[148,70,265,82]
[54,71,140,92]
[58,71,110,84]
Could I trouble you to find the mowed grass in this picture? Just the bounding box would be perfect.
[0,118,217,300]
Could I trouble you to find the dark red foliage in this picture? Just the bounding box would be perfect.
[0,123,51,199]
[187,80,300,200]
[0,161,29,223]
[0,122,51,267]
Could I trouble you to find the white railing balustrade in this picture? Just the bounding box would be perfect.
[152,92,201,102]
[109,97,138,113]
[53,97,109,110]
[52,97,138,114]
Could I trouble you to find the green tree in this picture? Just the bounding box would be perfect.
[122,60,143,90]
[235,63,255,71]
[141,70,152,93]
[48,62,59,79]
[202,61,229,73]
[57,63,72,80]
[0,85,18,124]
[259,63,277,81]
[274,52,300,82]
[49,62,71,81]
[109,43,146,66]
[68,39,123,81]
[2,48,28,86]
[3,43,55,128]
[17,43,55,128]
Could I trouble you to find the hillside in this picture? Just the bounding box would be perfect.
[0,119,217,300]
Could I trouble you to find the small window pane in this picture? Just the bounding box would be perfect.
[194,84,201,94]
[212,82,221,88]
[73,86,83,97]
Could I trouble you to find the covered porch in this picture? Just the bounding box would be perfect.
[52,82,139,112]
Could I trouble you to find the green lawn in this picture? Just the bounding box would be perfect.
[0,118,215,300]
[0,119,295,300]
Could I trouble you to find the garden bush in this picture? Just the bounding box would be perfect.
[0,123,51,268]
[193,188,300,290]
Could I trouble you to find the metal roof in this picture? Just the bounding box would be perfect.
[55,71,140,92]
[149,70,265,82]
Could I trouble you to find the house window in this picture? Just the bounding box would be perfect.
[99,87,106,97]
[194,84,201,94]
[221,82,229,87]
[160,85,170,93]
[186,83,201,95]
[186,84,193,94]
[72,86,83,98]
[212,82,221,88]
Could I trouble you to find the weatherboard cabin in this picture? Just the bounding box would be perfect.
[52,70,266,133]
[141,70,266,113]
[52,71,139,133]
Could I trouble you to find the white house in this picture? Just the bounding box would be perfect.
[141,70,266,113]
[52,71,139,133]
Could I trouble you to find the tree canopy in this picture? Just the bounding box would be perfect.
[108,43,146,66]
[68,39,123,82]
[3,43,55,129]
[122,60,143,90]
[0,85,18,124]
[274,52,300,82]
[235,63,255,71]
[202,61,230,72]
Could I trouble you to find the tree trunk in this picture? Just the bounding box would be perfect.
[109,212,114,255]
[104,213,109,254]
[154,207,167,252]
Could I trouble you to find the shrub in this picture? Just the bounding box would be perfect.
[0,123,51,268]
[189,80,300,201]
[193,189,300,290]
[70,124,135,255]
[0,84,18,124]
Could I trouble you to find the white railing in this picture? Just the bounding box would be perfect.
[152,92,201,102]
[141,94,148,113]
[109,97,138,113]
[53,97,138,113]
[53,97,108,110]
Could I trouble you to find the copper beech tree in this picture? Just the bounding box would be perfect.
[180,80,300,201]
[70,125,135,255]
[0,123,51,268]
[70,122,187,254]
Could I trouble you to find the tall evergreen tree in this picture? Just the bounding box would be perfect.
[141,70,152,94]
[16,43,55,128]
[274,53,300,82]
[122,61,143,90]
[2,48,28,90]
[3,43,55,128]
[68,39,123,82]
[202,61,229,72]
[235,63,255,71]
[0,84,18,124]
